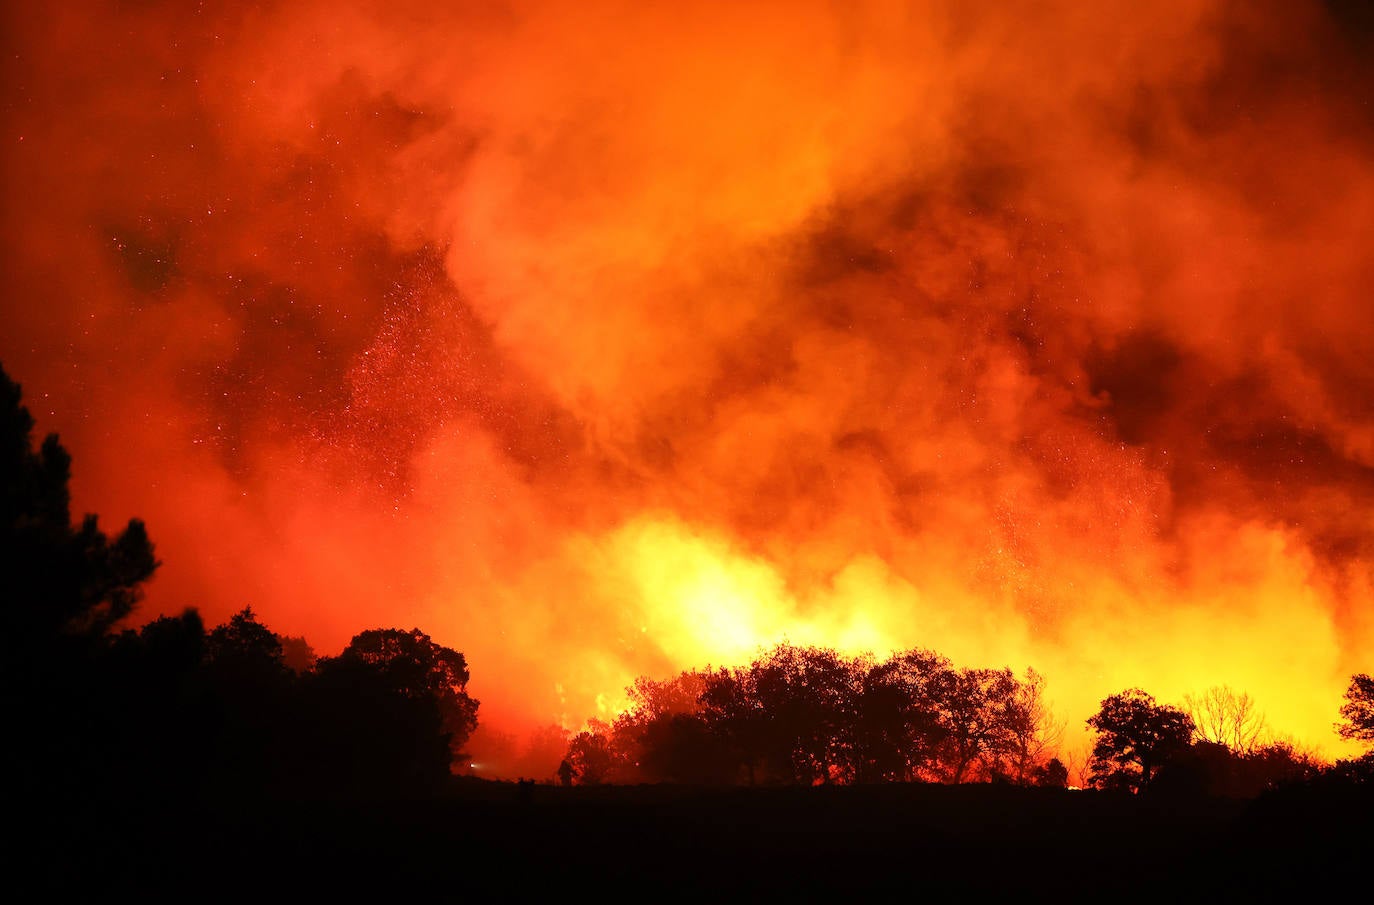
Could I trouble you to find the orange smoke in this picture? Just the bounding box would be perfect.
[2,0,1372,763]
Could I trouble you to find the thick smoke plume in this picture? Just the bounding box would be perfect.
[3,0,1372,763]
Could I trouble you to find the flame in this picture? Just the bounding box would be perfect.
[1,0,1371,764]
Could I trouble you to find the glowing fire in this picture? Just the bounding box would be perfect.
[2,0,1371,769]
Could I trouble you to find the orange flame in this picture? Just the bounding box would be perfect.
[2,0,1371,765]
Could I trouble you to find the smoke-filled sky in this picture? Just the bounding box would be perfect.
[3,0,1373,760]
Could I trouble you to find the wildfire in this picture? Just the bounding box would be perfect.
[1,0,1371,768]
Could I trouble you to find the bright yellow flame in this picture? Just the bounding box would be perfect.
[615,517,793,664]
[518,512,1366,761]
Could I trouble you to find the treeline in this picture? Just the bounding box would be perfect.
[2,363,475,798]
[560,647,1374,796]
[13,606,479,798]
[564,647,1065,787]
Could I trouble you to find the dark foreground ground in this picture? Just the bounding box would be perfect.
[17,779,1372,901]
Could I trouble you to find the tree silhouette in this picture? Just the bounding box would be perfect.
[934,667,1021,782]
[698,666,768,784]
[315,628,480,772]
[1001,668,1065,784]
[1165,738,1320,797]
[2,362,160,790]
[104,608,213,789]
[199,607,303,790]
[607,670,738,783]
[1185,685,1266,753]
[697,644,863,785]
[278,634,317,673]
[578,644,1070,788]
[1033,757,1070,788]
[854,648,950,782]
[747,644,859,784]
[1336,674,1374,745]
[637,713,739,785]
[1086,689,1194,793]
[1,363,157,650]
[566,721,619,784]
[206,607,290,680]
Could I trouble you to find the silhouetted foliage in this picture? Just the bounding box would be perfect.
[934,666,1021,782]
[735,644,859,784]
[1185,685,1266,753]
[335,628,478,757]
[638,713,740,784]
[854,648,950,782]
[1226,741,1322,795]
[694,645,885,784]
[102,609,214,788]
[604,671,737,783]
[1154,740,1241,797]
[302,629,478,789]
[107,612,481,795]
[278,634,317,673]
[566,722,618,784]
[1033,757,1070,788]
[1,363,158,650]
[307,661,453,790]
[197,608,304,789]
[1001,669,1064,784]
[1087,689,1194,793]
[565,643,1068,788]
[1336,673,1374,745]
[206,607,290,682]
[1326,750,1374,784]
[2,364,165,790]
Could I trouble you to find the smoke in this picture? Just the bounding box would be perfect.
[3,0,1372,760]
